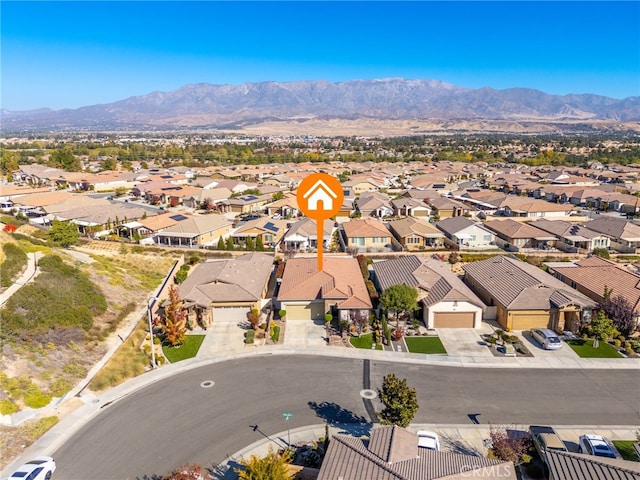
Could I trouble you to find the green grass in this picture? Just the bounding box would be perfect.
[405,336,447,354]
[613,440,640,461]
[566,339,623,358]
[349,332,382,350]
[162,335,205,363]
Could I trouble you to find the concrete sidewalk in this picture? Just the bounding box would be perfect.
[0,251,42,307]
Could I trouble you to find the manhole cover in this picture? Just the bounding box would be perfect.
[360,389,377,399]
[200,380,215,388]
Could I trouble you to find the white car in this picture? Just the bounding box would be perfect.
[579,434,619,459]
[7,456,56,480]
[531,328,563,350]
[417,430,440,451]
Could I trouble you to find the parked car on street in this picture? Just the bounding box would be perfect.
[529,425,567,465]
[531,328,563,350]
[579,434,619,459]
[417,430,440,451]
[7,456,56,480]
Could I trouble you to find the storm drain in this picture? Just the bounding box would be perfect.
[200,380,215,389]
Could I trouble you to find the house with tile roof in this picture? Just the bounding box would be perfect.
[355,191,394,218]
[500,197,574,219]
[341,218,393,252]
[373,255,485,328]
[529,218,610,253]
[428,197,470,219]
[177,252,274,326]
[277,256,372,322]
[230,217,289,249]
[484,218,558,252]
[391,197,432,218]
[282,218,335,252]
[545,449,640,480]
[582,216,640,253]
[317,425,515,480]
[388,217,444,250]
[154,214,233,248]
[462,255,597,331]
[435,217,496,250]
[265,192,300,218]
[545,256,640,324]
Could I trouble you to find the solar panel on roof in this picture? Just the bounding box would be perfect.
[264,222,279,232]
[243,195,258,201]
[170,214,189,221]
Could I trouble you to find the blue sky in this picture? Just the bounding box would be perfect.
[2,1,639,111]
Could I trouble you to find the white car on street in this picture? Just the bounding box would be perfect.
[417,430,440,451]
[7,456,56,480]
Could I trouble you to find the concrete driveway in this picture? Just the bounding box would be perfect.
[436,324,496,359]
[283,319,328,348]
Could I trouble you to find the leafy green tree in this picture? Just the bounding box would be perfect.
[255,236,265,251]
[234,447,293,480]
[379,284,418,328]
[0,149,19,178]
[272,191,284,201]
[101,157,117,171]
[226,236,235,250]
[377,373,419,428]
[48,220,79,247]
[590,310,620,341]
[246,236,255,251]
[50,147,81,171]
[217,236,226,250]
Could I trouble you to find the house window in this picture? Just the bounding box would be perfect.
[407,237,421,244]
[353,237,365,246]
[265,235,273,242]
[469,235,476,242]
[482,234,492,242]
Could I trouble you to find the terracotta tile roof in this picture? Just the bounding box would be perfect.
[178,252,273,307]
[462,256,596,310]
[484,219,554,239]
[140,212,192,231]
[159,214,232,236]
[501,197,573,213]
[546,450,640,480]
[317,426,516,480]
[388,217,443,239]
[550,256,640,312]
[342,218,391,239]
[278,257,372,309]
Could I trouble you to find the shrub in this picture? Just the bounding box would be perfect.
[1,243,28,287]
[49,378,72,397]
[271,325,281,342]
[324,313,332,323]
[613,339,622,348]
[24,387,52,409]
[0,399,18,415]
[153,336,161,345]
[278,309,286,318]
[245,330,255,344]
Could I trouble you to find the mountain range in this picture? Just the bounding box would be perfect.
[2,78,639,134]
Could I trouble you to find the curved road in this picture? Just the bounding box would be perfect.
[53,356,640,479]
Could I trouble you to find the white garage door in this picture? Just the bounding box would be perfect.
[212,306,249,323]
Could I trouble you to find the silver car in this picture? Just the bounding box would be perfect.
[531,328,562,350]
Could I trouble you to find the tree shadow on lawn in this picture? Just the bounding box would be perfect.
[308,401,372,436]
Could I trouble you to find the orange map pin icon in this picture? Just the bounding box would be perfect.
[296,173,344,272]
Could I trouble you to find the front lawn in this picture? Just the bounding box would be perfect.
[565,339,623,358]
[349,332,382,350]
[613,440,640,461]
[162,335,205,363]
[405,336,447,354]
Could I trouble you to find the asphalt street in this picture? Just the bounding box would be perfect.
[52,355,640,480]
